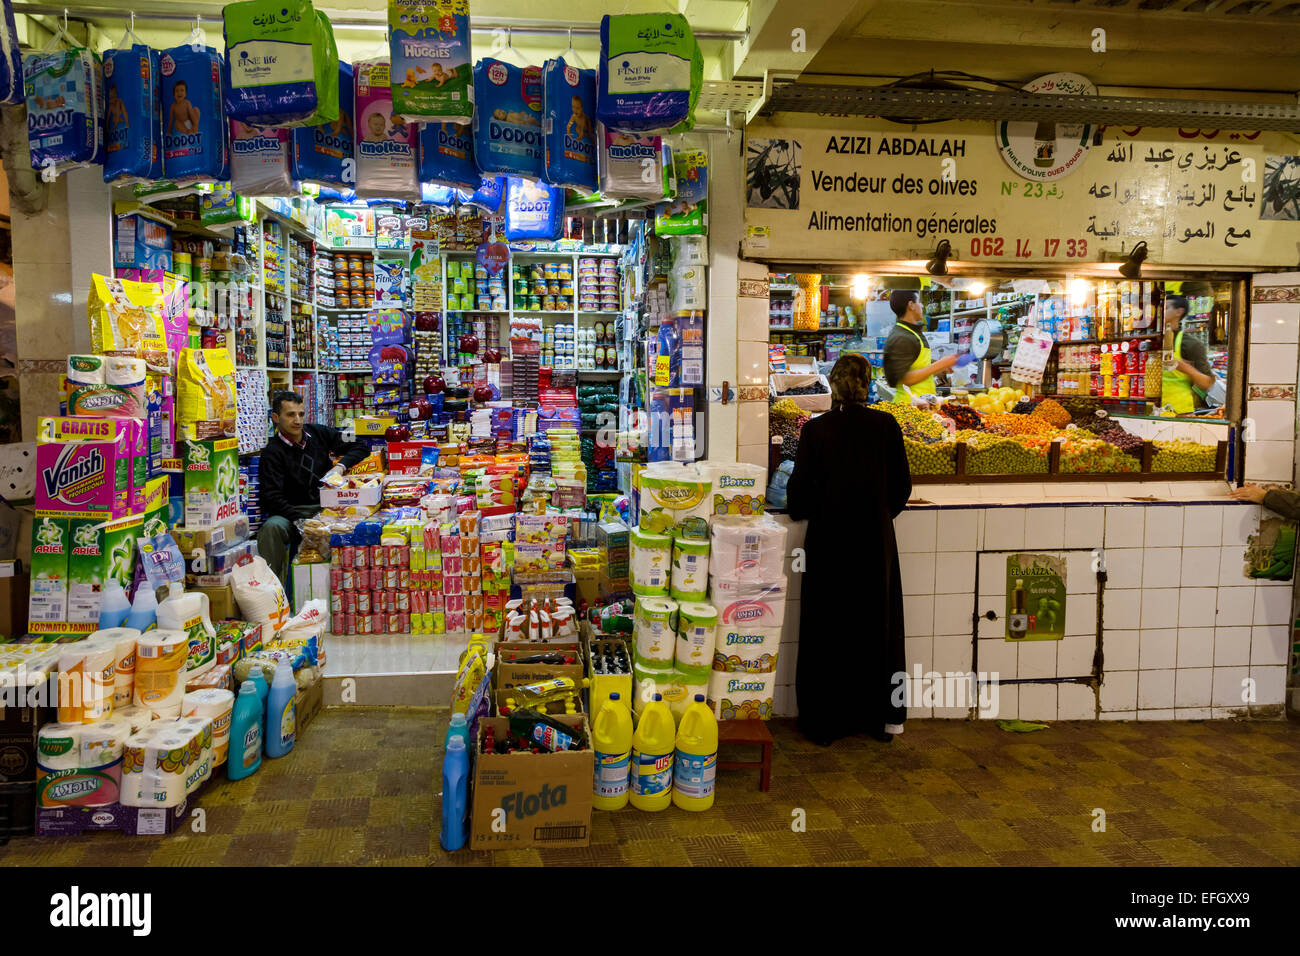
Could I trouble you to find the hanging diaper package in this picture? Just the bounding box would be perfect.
[597,13,703,134]
[542,57,597,192]
[504,177,564,241]
[160,46,229,184]
[291,60,355,188]
[417,121,477,192]
[102,45,163,184]
[230,121,294,196]
[655,147,708,235]
[472,59,544,181]
[597,124,674,201]
[388,0,473,124]
[25,47,103,177]
[223,0,339,127]
[354,58,421,201]
[0,0,21,105]
[466,174,505,213]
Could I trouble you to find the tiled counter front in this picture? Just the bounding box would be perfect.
[770,495,1292,722]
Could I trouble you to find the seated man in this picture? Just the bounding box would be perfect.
[257,390,368,587]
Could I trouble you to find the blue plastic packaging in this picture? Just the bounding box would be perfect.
[0,0,22,105]
[418,121,477,192]
[160,45,229,184]
[504,176,564,241]
[228,681,263,780]
[25,47,103,175]
[264,660,296,759]
[246,667,269,713]
[542,57,597,191]
[439,737,469,852]
[103,45,163,183]
[97,580,131,629]
[291,61,355,188]
[466,175,505,213]
[123,584,158,633]
[472,59,544,180]
[445,713,467,750]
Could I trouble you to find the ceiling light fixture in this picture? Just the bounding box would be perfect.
[1118,241,1149,280]
[926,240,952,276]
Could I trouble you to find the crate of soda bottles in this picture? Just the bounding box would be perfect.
[584,634,632,720]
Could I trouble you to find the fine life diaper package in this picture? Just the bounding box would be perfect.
[0,0,21,105]
[466,174,505,213]
[160,45,229,184]
[223,0,339,127]
[388,0,473,124]
[25,47,104,176]
[542,57,597,192]
[230,121,293,196]
[418,121,477,191]
[597,124,674,201]
[656,147,708,236]
[354,58,420,201]
[597,13,702,134]
[472,59,544,181]
[504,177,564,241]
[291,61,355,188]
[102,45,163,184]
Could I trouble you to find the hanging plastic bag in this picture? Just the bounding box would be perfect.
[0,0,22,105]
[597,13,702,134]
[25,44,103,177]
[160,45,229,184]
[655,148,708,236]
[541,57,597,192]
[418,121,478,192]
[472,58,544,180]
[504,177,564,241]
[102,44,163,183]
[291,60,355,188]
[354,57,421,201]
[230,121,294,196]
[597,124,674,200]
[466,174,505,213]
[388,0,473,124]
[222,0,339,127]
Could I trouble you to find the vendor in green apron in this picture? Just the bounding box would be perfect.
[883,290,958,396]
[1161,294,1216,415]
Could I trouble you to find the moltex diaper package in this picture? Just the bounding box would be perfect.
[0,0,21,105]
[102,45,164,184]
[655,147,708,235]
[160,46,229,184]
[388,0,473,124]
[291,60,355,188]
[597,124,675,201]
[24,47,104,177]
[354,58,420,201]
[504,177,564,241]
[597,13,702,134]
[542,57,597,192]
[472,59,544,181]
[223,0,339,127]
[230,121,294,196]
[418,121,477,192]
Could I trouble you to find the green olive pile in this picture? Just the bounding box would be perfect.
[904,437,956,474]
[964,434,1051,475]
[1152,440,1218,473]
[870,402,947,443]
[770,398,806,419]
[1059,437,1141,474]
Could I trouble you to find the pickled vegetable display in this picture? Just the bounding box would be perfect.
[1059,436,1141,474]
[1151,439,1218,473]
[904,436,956,475]
[963,433,1051,475]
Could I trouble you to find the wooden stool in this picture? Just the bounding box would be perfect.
[717,720,773,792]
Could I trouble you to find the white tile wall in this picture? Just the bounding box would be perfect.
[1249,665,1287,708]
[1216,587,1257,626]
[1143,507,1184,548]
[1222,506,1262,546]
[1066,551,1098,592]
[1064,507,1104,548]
[1141,588,1181,629]
[984,509,1026,551]
[1177,588,1218,627]
[1026,508,1065,550]
[1253,585,1292,626]
[1018,641,1056,679]
[1214,627,1252,666]
[1180,547,1221,587]
[1245,401,1296,443]
[1248,342,1299,385]
[1059,682,1097,719]
[896,510,937,553]
[905,635,933,674]
[1212,666,1250,708]
[934,551,976,594]
[1065,594,1095,635]
[933,593,972,635]
[1244,441,1295,482]
[1181,506,1224,547]
[736,341,769,386]
[1174,667,1213,708]
[1137,709,1176,721]
[1175,708,1214,720]
[1141,548,1182,588]
[1103,590,1142,629]
[1138,669,1176,709]
[1019,683,1057,721]
[990,683,1018,720]
[1218,547,1252,587]
[1177,628,1215,668]
[1101,671,1138,711]
[1139,629,1179,670]
[903,595,934,638]
[1058,635,1096,675]
[1250,625,1289,667]
[1101,711,1137,720]
[933,634,974,673]
[899,552,936,595]
[1105,507,1146,548]
[1107,548,1144,583]
[937,509,981,551]
[1248,302,1300,343]
[978,638,1016,680]
[1104,630,1140,670]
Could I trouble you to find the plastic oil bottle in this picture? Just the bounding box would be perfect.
[227,681,263,781]
[264,660,296,759]
[672,694,718,812]
[592,692,633,811]
[629,693,674,812]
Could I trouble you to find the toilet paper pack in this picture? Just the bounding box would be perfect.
[707,669,775,721]
[711,624,781,674]
[698,461,767,518]
[709,516,788,583]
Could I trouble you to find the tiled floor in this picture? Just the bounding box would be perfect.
[4,710,1300,866]
[326,634,470,675]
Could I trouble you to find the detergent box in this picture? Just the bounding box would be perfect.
[114,209,173,272]
[35,418,140,519]
[28,515,72,638]
[67,511,143,631]
[139,475,171,539]
[183,438,240,529]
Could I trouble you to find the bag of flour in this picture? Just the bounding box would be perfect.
[388,0,473,124]
[223,0,339,127]
[231,556,293,632]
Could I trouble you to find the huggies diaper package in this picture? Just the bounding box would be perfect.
[25,47,104,176]
[223,0,339,127]
[388,0,473,124]
[290,60,355,188]
[597,124,674,201]
[597,13,702,134]
[418,121,477,192]
[472,59,544,181]
[542,57,597,192]
[504,177,564,241]
[160,46,229,184]
[102,45,163,184]
[230,121,293,196]
[0,0,22,105]
[354,58,420,201]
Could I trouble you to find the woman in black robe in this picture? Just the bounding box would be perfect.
[785,353,912,745]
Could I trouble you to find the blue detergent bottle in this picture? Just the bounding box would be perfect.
[123,584,158,633]
[440,737,469,852]
[246,666,269,713]
[228,681,263,780]
[97,579,131,629]
[445,713,468,750]
[264,661,296,759]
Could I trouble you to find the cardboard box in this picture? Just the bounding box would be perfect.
[385,441,437,476]
[194,584,236,621]
[354,416,396,437]
[290,561,331,613]
[598,571,632,601]
[0,564,30,642]
[584,632,632,721]
[471,714,592,849]
[295,678,323,734]
[35,420,138,518]
[170,515,251,558]
[183,438,240,528]
[495,642,583,692]
[29,511,142,639]
[318,485,382,509]
[114,209,173,271]
[37,796,190,836]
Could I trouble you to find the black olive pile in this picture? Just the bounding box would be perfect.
[781,382,829,396]
[771,414,807,461]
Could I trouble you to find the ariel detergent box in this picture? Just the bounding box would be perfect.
[28,511,143,638]
[36,417,145,518]
[183,438,240,528]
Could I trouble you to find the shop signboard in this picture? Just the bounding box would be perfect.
[743,116,1300,267]
[1005,553,1066,642]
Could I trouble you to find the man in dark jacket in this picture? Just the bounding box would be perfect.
[257,390,369,588]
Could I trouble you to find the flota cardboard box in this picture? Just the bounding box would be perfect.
[183,439,240,529]
[36,417,146,519]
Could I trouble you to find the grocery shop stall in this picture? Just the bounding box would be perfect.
[738,115,1300,723]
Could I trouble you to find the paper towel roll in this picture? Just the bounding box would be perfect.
[104,356,147,386]
[631,664,706,723]
[670,538,710,602]
[638,462,712,538]
[629,529,671,596]
[120,725,193,808]
[111,704,158,735]
[711,624,781,674]
[183,689,233,766]
[175,715,214,793]
[709,516,789,583]
[707,669,775,720]
[58,638,117,724]
[78,717,130,807]
[36,722,83,771]
[675,602,717,679]
[634,597,677,667]
[133,630,189,719]
[92,627,140,710]
[710,576,788,630]
[66,354,105,387]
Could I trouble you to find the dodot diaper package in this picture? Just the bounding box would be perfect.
[542,57,597,192]
[388,0,473,124]
[597,13,703,134]
[222,0,339,127]
[472,58,544,181]
[466,174,505,213]
[102,45,164,184]
[291,61,355,188]
[25,46,104,177]
[160,45,229,184]
[503,177,564,241]
[354,58,420,201]
[0,0,21,105]
[418,120,478,192]
[230,121,293,196]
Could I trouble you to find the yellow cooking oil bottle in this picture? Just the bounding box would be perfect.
[672,694,718,811]
[592,692,633,811]
[629,693,674,811]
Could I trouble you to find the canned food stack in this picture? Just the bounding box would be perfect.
[240,458,261,532]
[578,320,618,370]
[443,258,476,312]
[318,253,375,311]
[543,322,574,369]
[511,260,574,312]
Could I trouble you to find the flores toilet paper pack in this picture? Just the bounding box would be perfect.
[710,515,788,583]
[707,669,775,721]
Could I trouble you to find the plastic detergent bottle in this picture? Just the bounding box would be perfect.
[440,737,469,852]
[592,692,633,811]
[655,318,680,387]
[228,681,263,781]
[264,661,296,758]
[672,694,718,812]
[629,693,675,812]
[97,579,131,629]
[123,584,158,633]
[246,666,269,714]
[445,712,468,750]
